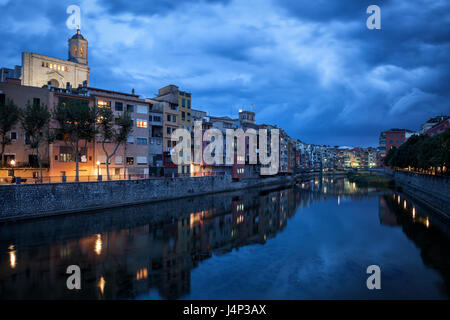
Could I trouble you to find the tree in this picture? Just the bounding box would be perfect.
[0,99,20,166]
[97,107,133,180]
[54,99,97,181]
[21,100,51,183]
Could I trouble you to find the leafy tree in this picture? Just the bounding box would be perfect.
[54,99,97,181]
[386,130,449,175]
[97,107,133,180]
[21,100,51,183]
[0,99,20,166]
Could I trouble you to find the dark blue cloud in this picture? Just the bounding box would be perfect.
[0,0,449,147]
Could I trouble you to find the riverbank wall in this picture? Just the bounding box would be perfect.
[393,171,450,219]
[0,174,309,222]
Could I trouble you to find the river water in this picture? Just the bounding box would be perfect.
[0,177,449,299]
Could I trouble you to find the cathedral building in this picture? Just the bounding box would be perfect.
[21,29,90,89]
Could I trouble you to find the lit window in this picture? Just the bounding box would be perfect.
[80,46,84,57]
[136,120,147,128]
[65,66,68,72]
[74,45,77,56]
[97,100,110,108]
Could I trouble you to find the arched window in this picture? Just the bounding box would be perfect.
[80,46,83,57]
[74,45,77,56]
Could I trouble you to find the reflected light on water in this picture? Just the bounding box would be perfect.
[426,218,430,228]
[98,276,106,295]
[9,246,16,269]
[412,207,416,219]
[338,195,340,205]
[136,268,148,280]
[95,234,102,255]
[404,200,407,209]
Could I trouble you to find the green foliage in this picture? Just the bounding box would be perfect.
[0,98,20,165]
[384,131,450,174]
[97,107,133,180]
[97,107,133,145]
[21,100,51,150]
[54,99,97,180]
[20,100,51,181]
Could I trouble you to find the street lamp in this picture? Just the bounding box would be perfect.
[96,161,100,179]
[10,159,15,176]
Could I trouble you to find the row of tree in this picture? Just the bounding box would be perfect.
[0,98,133,182]
[383,130,449,175]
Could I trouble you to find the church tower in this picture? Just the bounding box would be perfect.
[68,29,88,65]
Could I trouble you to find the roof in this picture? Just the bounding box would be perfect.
[70,29,86,41]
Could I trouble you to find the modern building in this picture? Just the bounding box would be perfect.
[88,87,151,178]
[146,99,164,175]
[425,116,449,136]
[420,116,448,134]
[380,128,415,154]
[0,65,22,82]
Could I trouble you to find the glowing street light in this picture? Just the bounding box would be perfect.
[96,161,100,179]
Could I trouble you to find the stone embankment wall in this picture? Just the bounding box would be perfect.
[0,174,300,221]
[393,171,449,218]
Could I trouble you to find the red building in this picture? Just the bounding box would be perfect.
[384,129,414,152]
[426,117,449,136]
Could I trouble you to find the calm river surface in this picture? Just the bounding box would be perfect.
[0,177,449,299]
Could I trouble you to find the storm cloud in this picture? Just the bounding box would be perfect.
[0,0,449,146]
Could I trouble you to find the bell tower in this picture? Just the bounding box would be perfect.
[68,29,88,65]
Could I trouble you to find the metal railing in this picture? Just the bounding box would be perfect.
[0,171,228,185]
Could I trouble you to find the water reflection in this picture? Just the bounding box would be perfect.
[0,177,449,299]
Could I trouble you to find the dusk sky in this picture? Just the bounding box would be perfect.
[0,0,449,147]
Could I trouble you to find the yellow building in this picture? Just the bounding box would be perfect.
[178,90,192,132]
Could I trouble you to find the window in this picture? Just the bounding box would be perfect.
[167,115,171,122]
[153,115,161,122]
[97,155,106,164]
[80,46,84,57]
[114,117,119,125]
[59,146,73,162]
[182,112,185,121]
[126,157,134,165]
[74,45,77,56]
[148,115,152,122]
[136,120,147,128]
[136,137,147,145]
[187,100,191,108]
[0,94,5,105]
[172,115,176,122]
[167,127,172,135]
[65,66,68,72]
[98,100,110,108]
[187,113,190,121]
[157,139,161,145]
[115,156,123,164]
[167,141,171,148]
[115,102,123,111]
[127,104,134,112]
[10,132,17,141]
[182,98,186,107]
[136,105,147,114]
[137,156,147,165]
[127,136,134,144]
